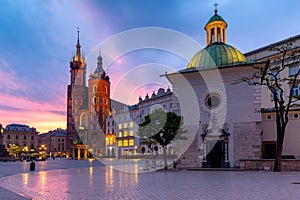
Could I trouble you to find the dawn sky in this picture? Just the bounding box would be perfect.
[1,0,300,133]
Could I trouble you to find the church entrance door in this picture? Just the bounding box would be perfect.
[207,140,224,168]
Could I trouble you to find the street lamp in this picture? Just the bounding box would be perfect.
[160,132,167,170]
[39,144,47,160]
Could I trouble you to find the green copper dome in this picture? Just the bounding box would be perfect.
[205,14,227,28]
[187,43,247,69]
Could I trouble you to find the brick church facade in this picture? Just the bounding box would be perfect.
[66,30,110,159]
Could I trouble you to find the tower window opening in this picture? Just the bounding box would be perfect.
[211,28,215,44]
[217,28,221,42]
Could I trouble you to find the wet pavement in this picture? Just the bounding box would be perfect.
[0,159,300,199]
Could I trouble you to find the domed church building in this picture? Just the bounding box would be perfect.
[165,7,264,168]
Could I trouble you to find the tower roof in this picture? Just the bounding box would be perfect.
[72,28,85,63]
[205,13,227,28]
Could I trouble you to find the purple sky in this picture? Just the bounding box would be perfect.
[1,0,300,132]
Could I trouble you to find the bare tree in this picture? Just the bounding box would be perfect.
[239,41,300,171]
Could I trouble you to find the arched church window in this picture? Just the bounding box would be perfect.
[211,28,215,44]
[80,113,87,127]
[93,85,97,93]
[217,27,221,42]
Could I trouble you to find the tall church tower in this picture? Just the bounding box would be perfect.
[66,29,88,157]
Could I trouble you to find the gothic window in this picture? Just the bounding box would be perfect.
[80,113,87,127]
[93,85,97,92]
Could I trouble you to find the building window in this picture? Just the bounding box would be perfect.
[118,132,122,137]
[129,130,134,136]
[93,85,97,92]
[7,135,10,139]
[62,139,64,142]
[291,85,299,97]
[118,124,122,130]
[123,123,128,128]
[271,89,280,101]
[271,68,280,80]
[170,103,173,108]
[206,94,221,109]
[129,122,133,128]
[31,136,34,140]
[129,139,134,146]
[108,121,110,127]
[262,142,276,159]
[123,140,128,146]
[112,121,114,126]
[289,64,299,76]
[31,144,34,148]
[23,135,26,140]
[16,135,18,139]
[118,140,123,147]
[124,131,128,137]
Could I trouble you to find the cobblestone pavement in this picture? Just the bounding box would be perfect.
[0,158,104,200]
[0,159,300,200]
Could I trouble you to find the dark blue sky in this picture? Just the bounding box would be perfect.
[0,0,299,132]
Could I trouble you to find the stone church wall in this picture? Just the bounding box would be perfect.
[233,121,262,167]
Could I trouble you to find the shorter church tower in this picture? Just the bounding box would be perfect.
[88,51,110,156]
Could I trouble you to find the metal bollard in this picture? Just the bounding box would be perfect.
[30,161,35,171]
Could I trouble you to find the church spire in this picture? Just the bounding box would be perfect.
[75,27,82,61]
[94,50,104,74]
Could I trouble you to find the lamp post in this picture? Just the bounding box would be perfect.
[160,132,167,170]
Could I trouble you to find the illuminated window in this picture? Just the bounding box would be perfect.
[118,132,122,137]
[123,140,128,146]
[129,131,134,136]
[118,140,123,147]
[129,139,134,146]
[123,123,128,128]
[124,131,128,137]
[118,124,122,129]
[129,122,133,128]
